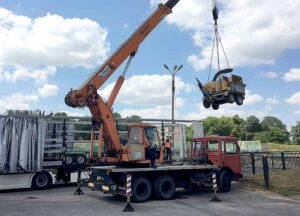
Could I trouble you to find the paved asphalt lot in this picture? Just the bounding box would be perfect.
[0,183,299,216]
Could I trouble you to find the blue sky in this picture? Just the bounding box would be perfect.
[0,0,300,129]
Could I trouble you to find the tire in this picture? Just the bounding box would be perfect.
[235,95,243,106]
[65,155,73,165]
[132,177,152,202]
[76,154,87,165]
[218,171,232,193]
[228,93,235,103]
[212,103,219,110]
[32,172,52,190]
[154,175,175,200]
[203,98,211,109]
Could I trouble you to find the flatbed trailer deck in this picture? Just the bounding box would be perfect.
[84,164,220,202]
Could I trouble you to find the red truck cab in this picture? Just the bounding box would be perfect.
[192,135,242,191]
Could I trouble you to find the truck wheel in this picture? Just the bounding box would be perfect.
[218,171,231,193]
[154,175,175,200]
[76,154,87,165]
[132,177,152,202]
[212,103,219,110]
[203,98,211,108]
[228,93,235,103]
[235,95,243,106]
[32,172,52,190]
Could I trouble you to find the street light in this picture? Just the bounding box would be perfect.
[163,64,183,123]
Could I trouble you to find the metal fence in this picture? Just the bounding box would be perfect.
[241,151,300,176]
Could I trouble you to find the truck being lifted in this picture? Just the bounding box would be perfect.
[196,69,246,110]
[84,135,242,202]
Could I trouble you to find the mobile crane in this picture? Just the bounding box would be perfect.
[65,1,242,202]
[65,0,180,165]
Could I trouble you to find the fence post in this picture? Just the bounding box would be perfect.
[262,155,270,190]
[251,152,256,175]
[281,151,286,170]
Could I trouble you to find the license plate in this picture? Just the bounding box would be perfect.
[102,185,109,191]
[88,182,94,188]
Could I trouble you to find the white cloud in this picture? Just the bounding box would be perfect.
[164,0,300,70]
[0,92,38,113]
[294,110,300,115]
[99,74,193,106]
[283,68,300,82]
[286,91,300,105]
[244,90,263,105]
[0,7,110,68]
[38,84,59,97]
[257,71,278,79]
[266,97,280,105]
[0,65,56,84]
[120,105,172,119]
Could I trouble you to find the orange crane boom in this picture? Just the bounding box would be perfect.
[65,0,180,162]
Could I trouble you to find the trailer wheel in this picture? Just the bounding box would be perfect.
[218,171,231,192]
[155,175,175,200]
[203,98,211,108]
[32,172,52,190]
[76,154,87,165]
[132,177,152,202]
[212,103,219,110]
[228,93,235,103]
[235,95,243,106]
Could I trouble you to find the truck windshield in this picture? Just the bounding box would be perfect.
[225,141,237,153]
[207,140,219,151]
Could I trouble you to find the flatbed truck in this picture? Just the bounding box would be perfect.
[84,135,242,202]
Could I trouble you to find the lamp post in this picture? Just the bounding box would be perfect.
[163,64,183,123]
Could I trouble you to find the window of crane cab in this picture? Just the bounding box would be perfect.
[225,141,237,154]
[144,127,159,148]
[207,140,219,151]
[129,127,143,144]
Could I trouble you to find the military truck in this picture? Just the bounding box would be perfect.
[196,68,246,110]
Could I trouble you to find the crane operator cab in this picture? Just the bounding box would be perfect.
[126,123,162,163]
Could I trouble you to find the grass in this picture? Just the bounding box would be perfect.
[268,143,300,151]
[241,168,300,197]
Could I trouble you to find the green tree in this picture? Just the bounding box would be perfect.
[291,121,300,144]
[54,112,67,117]
[253,131,270,143]
[232,115,245,140]
[113,112,122,118]
[245,116,261,133]
[204,116,234,136]
[185,125,193,143]
[261,116,286,131]
[260,116,289,144]
[268,127,289,144]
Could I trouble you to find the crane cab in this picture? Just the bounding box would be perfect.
[125,123,163,163]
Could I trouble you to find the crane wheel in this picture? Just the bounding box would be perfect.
[154,175,175,200]
[132,177,152,202]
